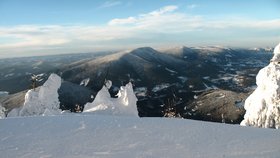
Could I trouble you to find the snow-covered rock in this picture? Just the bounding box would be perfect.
[241,43,280,128]
[80,78,90,86]
[10,73,62,117]
[83,81,138,116]
[0,105,6,118]
[105,80,112,89]
[7,108,20,117]
[270,43,280,62]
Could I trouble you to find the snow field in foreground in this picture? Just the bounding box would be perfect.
[0,115,280,158]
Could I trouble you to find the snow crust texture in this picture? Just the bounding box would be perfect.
[83,81,138,116]
[9,73,62,117]
[1,115,280,158]
[241,43,280,128]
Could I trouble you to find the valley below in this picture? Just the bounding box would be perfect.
[0,46,273,124]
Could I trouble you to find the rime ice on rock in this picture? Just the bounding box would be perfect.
[83,80,138,117]
[241,43,280,128]
[15,73,62,117]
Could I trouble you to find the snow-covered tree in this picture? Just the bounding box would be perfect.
[241,43,280,128]
[162,87,182,118]
[83,80,138,116]
[16,73,62,117]
[31,74,38,90]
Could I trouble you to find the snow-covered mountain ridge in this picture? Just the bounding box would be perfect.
[0,45,273,123]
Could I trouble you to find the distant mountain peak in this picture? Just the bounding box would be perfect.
[249,47,273,52]
[192,46,231,52]
[130,47,157,53]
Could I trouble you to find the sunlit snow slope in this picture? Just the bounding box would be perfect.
[1,115,280,158]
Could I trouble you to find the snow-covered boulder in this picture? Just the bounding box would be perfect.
[241,43,280,128]
[83,81,138,117]
[12,73,62,117]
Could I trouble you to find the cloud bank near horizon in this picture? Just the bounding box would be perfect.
[0,5,280,58]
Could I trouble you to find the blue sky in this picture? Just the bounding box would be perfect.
[0,0,280,58]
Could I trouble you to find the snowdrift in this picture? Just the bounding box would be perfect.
[241,43,280,128]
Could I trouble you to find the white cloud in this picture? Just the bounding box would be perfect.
[99,1,122,8]
[0,5,280,58]
[245,19,280,29]
[147,5,178,16]
[108,17,137,26]
[108,5,179,26]
[0,25,71,48]
[187,4,198,9]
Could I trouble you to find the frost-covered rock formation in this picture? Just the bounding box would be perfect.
[9,73,62,117]
[83,80,138,117]
[241,43,280,128]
